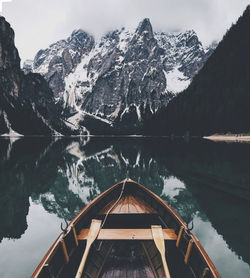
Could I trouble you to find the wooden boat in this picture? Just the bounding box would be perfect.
[31,179,220,278]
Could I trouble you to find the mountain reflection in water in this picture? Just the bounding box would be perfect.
[0,137,250,278]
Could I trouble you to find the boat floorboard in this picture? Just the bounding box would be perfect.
[99,241,156,278]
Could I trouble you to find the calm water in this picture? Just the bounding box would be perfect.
[0,137,250,278]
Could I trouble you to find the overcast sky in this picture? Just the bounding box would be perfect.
[1,0,250,62]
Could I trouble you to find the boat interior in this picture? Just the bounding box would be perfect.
[36,180,216,278]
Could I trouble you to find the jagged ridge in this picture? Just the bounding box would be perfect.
[143,5,250,136]
[25,18,215,134]
[0,16,84,136]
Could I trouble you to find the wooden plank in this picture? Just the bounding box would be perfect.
[120,196,129,213]
[96,243,114,277]
[184,239,194,264]
[78,228,177,241]
[106,197,124,214]
[127,195,131,213]
[115,197,125,213]
[130,196,147,213]
[61,240,69,263]
[151,225,171,278]
[127,195,136,213]
[132,196,158,214]
[176,226,184,247]
[32,179,221,278]
[137,197,157,214]
[98,199,116,214]
[72,226,79,246]
[99,195,157,215]
[141,242,158,278]
[129,195,140,213]
[75,219,102,278]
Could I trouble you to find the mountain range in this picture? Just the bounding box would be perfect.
[3,6,250,136]
[0,17,70,136]
[21,18,213,135]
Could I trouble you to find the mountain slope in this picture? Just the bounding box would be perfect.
[0,17,78,136]
[27,19,214,134]
[144,6,250,136]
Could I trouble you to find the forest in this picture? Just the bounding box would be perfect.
[143,6,250,136]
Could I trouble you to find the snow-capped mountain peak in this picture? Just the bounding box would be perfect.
[25,18,215,133]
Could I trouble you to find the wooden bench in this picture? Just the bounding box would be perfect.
[78,228,177,241]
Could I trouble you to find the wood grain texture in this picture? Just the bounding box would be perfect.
[75,219,102,278]
[61,239,69,263]
[99,241,157,278]
[31,179,221,278]
[78,228,177,241]
[99,195,157,214]
[151,225,171,278]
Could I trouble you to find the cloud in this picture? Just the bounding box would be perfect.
[2,0,250,61]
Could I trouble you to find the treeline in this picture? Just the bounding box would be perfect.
[143,6,250,136]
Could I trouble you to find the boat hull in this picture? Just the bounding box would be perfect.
[32,179,220,278]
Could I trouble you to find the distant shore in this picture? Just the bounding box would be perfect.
[204,134,250,143]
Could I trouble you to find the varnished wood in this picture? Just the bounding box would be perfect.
[31,179,221,278]
[78,228,177,241]
[128,195,138,213]
[185,239,194,264]
[72,226,79,246]
[96,243,114,278]
[75,219,102,278]
[141,242,158,278]
[32,181,126,278]
[191,235,220,277]
[99,194,157,214]
[131,180,220,278]
[151,225,171,278]
[61,239,69,263]
[99,241,157,278]
[176,226,184,247]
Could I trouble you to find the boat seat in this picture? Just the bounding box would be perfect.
[78,228,177,241]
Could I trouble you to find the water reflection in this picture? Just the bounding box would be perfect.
[0,137,250,277]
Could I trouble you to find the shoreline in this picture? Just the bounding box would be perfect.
[204,135,250,143]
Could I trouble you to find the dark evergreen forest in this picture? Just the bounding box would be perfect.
[143,6,250,136]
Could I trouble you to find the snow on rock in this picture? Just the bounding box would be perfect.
[28,19,215,133]
[164,66,190,94]
[22,59,33,74]
[0,111,24,137]
[64,48,98,110]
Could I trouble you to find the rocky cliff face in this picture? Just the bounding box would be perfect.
[155,30,215,92]
[27,18,214,134]
[143,6,250,136]
[0,17,77,135]
[33,30,94,98]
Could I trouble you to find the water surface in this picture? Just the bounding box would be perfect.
[0,137,250,277]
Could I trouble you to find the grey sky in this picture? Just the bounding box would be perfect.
[1,0,250,62]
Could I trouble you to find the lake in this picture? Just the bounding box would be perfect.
[0,137,250,278]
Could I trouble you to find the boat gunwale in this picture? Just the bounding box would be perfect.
[31,179,126,277]
[132,179,220,278]
[31,178,220,278]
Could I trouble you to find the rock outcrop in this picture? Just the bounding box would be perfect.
[143,6,250,136]
[0,17,77,135]
[28,18,214,134]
